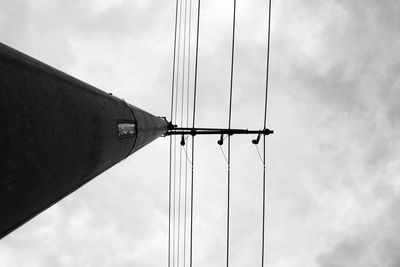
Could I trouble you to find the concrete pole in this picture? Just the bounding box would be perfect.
[0,42,168,238]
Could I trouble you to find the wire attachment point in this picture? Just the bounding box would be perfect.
[180,135,186,146]
[252,134,261,145]
[165,127,274,137]
[218,134,224,146]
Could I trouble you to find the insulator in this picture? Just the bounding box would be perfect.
[217,134,224,145]
[180,135,186,146]
[252,134,261,145]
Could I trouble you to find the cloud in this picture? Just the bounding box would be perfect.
[2,0,400,266]
[317,192,400,267]
[265,1,400,266]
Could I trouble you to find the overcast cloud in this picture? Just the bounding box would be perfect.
[1,0,400,266]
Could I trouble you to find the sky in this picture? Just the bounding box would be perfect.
[1,0,400,266]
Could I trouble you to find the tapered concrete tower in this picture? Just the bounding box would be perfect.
[0,42,169,239]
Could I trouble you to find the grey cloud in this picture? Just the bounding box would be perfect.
[3,0,400,266]
[293,61,364,116]
[270,2,400,266]
[279,0,399,121]
[0,0,31,47]
[317,238,368,267]
[364,139,392,169]
[317,191,400,267]
[280,0,400,170]
[78,1,171,38]
[381,62,400,129]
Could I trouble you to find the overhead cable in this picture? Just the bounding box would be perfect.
[226,1,237,266]
[177,0,190,265]
[183,0,193,266]
[169,0,180,266]
[262,1,272,267]
[190,0,201,266]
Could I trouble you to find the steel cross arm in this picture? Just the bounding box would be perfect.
[164,127,274,136]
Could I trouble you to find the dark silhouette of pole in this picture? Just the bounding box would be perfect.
[0,42,168,239]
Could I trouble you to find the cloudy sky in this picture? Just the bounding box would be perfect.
[1,0,400,266]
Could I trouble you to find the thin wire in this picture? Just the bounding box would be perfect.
[170,0,179,123]
[192,3,200,126]
[178,144,183,267]
[169,136,173,267]
[183,0,193,266]
[173,135,177,267]
[180,0,188,130]
[255,145,264,164]
[190,0,201,266]
[189,139,195,267]
[228,2,236,130]
[186,0,193,128]
[219,145,229,164]
[169,1,179,266]
[173,1,184,266]
[262,1,272,267]
[175,0,183,127]
[226,1,237,266]
[264,4,272,128]
[177,0,190,265]
[183,145,193,165]
[189,138,195,267]
[183,149,189,267]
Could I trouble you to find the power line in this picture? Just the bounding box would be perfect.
[190,0,201,266]
[226,0,237,266]
[177,0,190,265]
[178,138,183,267]
[169,0,180,266]
[173,133,177,267]
[169,0,197,265]
[262,1,272,267]
[170,0,179,123]
[173,1,184,266]
[168,1,273,266]
[228,2,236,130]
[183,0,193,266]
[169,137,173,267]
[264,4,272,128]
